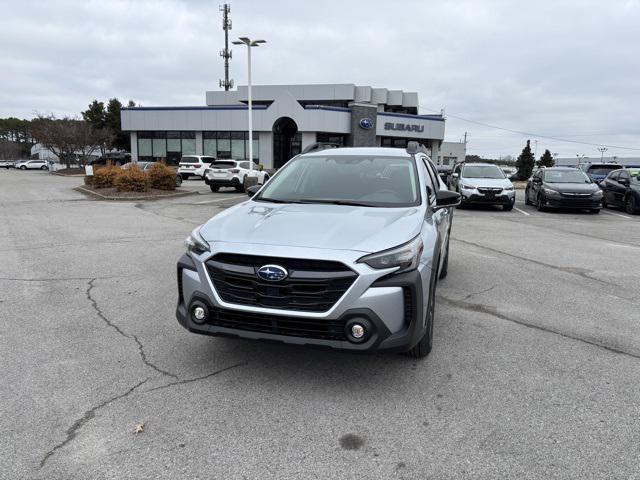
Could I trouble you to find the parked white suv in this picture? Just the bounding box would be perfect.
[177,155,216,180]
[204,160,269,192]
[15,160,49,170]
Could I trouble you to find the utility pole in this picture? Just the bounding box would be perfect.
[533,139,538,158]
[219,4,233,91]
[463,131,468,144]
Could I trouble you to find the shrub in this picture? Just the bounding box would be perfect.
[147,162,177,190]
[92,165,121,188]
[115,165,150,192]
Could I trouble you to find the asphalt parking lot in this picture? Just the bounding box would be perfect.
[1,169,640,479]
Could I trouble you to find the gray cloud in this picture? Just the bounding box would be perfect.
[2,0,639,157]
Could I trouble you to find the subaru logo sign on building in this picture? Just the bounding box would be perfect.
[257,264,288,282]
[359,118,374,130]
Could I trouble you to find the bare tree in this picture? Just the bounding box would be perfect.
[29,114,110,168]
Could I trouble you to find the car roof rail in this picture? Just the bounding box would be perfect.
[406,141,429,155]
[301,142,341,154]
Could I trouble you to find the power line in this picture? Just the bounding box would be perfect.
[420,104,640,152]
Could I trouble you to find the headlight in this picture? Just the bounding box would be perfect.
[503,186,514,191]
[357,235,423,273]
[461,184,477,190]
[184,226,210,255]
[544,188,560,196]
[592,190,603,198]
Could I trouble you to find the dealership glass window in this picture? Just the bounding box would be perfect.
[230,132,245,159]
[166,131,181,166]
[203,131,217,157]
[216,132,231,158]
[181,131,196,155]
[152,131,167,160]
[137,132,152,161]
[316,133,346,146]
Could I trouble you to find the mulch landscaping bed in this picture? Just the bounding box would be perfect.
[74,185,196,201]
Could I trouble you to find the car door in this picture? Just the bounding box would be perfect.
[615,170,631,205]
[529,170,541,201]
[601,171,618,205]
[421,156,448,262]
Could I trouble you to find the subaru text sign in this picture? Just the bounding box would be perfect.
[257,264,288,282]
[359,118,374,130]
[384,122,424,133]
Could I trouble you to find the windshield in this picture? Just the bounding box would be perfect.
[587,165,621,176]
[256,155,420,207]
[180,156,200,164]
[544,170,591,183]
[462,165,505,179]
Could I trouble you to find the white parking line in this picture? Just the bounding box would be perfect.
[514,207,531,216]
[601,210,631,219]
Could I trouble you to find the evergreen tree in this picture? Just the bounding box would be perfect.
[106,98,129,152]
[516,140,536,179]
[537,149,555,167]
[82,100,106,130]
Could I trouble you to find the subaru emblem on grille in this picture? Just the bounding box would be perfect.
[257,264,288,282]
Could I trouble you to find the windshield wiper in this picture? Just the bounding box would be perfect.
[255,197,305,204]
[297,199,377,207]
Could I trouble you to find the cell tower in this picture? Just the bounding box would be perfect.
[219,4,233,90]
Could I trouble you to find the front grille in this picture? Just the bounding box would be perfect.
[206,306,347,341]
[477,187,503,195]
[206,253,357,312]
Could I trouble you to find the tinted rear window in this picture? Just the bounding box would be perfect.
[212,161,236,168]
[587,165,621,175]
[180,157,200,164]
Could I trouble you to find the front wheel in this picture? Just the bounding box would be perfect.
[20,166,26,170]
[503,199,514,211]
[40,165,48,170]
[625,196,637,214]
[407,270,437,359]
[175,175,183,187]
[536,194,546,212]
[235,176,246,192]
[525,188,532,205]
[209,184,219,193]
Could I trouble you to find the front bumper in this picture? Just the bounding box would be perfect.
[543,196,602,209]
[460,188,515,205]
[175,250,429,353]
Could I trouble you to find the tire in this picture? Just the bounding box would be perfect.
[536,194,545,212]
[40,165,48,170]
[625,196,637,215]
[602,197,608,209]
[525,188,532,205]
[438,239,449,280]
[20,166,26,170]
[209,184,219,193]
[407,270,436,359]
[180,174,188,181]
[503,200,514,211]
[175,175,183,187]
[235,178,245,192]
[590,209,600,214]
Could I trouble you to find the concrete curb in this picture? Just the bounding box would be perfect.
[73,185,198,201]
[51,172,85,177]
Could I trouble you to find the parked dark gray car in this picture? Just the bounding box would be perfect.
[176,144,460,358]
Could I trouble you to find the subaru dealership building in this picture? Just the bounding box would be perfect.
[121,84,455,169]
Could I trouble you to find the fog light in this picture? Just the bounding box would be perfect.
[351,324,365,339]
[191,304,208,324]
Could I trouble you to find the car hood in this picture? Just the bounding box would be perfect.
[199,201,424,254]
[462,177,513,188]
[545,182,599,193]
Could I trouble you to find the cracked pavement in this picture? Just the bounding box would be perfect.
[2,171,640,479]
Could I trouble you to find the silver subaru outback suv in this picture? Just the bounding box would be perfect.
[176,143,460,358]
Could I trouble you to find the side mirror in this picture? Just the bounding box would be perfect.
[619,178,629,185]
[451,173,459,179]
[246,185,261,198]
[433,190,461,211]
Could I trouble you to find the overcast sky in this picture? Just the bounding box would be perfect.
[2,0,639,158]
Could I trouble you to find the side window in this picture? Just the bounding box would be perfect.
[425,158,441,191]
[608,171,619,181]
[619,171,630,182]
[239,162,249,169]
[421,158,437,203]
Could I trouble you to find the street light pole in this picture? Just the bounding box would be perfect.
[598,147,608,162]
[232,37,266,174]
